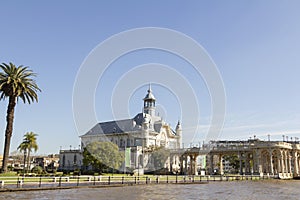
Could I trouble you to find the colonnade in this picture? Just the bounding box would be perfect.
[254,149,300,176]
[169,141,300,178]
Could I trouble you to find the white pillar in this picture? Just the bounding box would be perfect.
[276,150,281,174]
[185,156,188,175]
[257,151,263,175]
[219,154,223,175]
[269,150,274,175]
[294,152,299,176]
[280,151,285,173]
[285,151,288,173]
[195,155,198,175]
[288,151,292,174]
[298,154,300,175]
[298,153,300,175]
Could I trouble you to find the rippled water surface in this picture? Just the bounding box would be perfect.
[1,180,300,200]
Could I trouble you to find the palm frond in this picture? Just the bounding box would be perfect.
[0,63,41,103]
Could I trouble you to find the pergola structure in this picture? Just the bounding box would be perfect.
[170,139,300,178]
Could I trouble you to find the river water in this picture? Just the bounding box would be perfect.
[1,180,300,200]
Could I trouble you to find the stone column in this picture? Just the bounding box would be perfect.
[209,154,214,175]
[284,151,288,173]
[184,156,188,175]
[298,153,300,175]
[219,154,223,175]
[269,150,274,175]
[180,155,184,175]
[288,151,292,174]
[194,155,198,175]
[245,154,250,174]
[276,151,281,173]
[248,153,254,174]
[280,151,285,173]
[189,155,193,175]
[253,150,258,174]
[293,151,299,176]
[257,151,263,175]
[239,152,243,175]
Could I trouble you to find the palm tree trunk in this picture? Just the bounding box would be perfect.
[1,96,16,173]
[27,150,31,172]
[23,150,27,173]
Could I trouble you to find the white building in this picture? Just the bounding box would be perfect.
[80,86,182,172]
[58,149,83,171]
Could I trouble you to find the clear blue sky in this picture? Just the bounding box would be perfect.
[1,1,300,154]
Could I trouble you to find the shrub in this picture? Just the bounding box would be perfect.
[31,166,43,174]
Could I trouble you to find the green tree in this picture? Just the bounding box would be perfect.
[151,146,170,170]
[0,62,41,173]
[83,141,124,173]
[223,154,244,174]
[17,141,29,172]
[17,132,38,172]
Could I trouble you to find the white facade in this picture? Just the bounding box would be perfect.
[80,86,182,171]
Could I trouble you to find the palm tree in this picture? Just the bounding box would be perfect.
[17,140,29,172]
[18,132,38,172]
[0,63,41,173]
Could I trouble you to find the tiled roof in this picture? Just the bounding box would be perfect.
[81,113,178,137]
[82,113,144,136]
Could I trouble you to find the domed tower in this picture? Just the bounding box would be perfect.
[143,84,156,116]
[176,121,182,148]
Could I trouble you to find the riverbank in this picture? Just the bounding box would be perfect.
[0,181,209,193]
[0,174,274,193]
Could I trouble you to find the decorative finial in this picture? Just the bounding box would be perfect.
[148,83,152,93]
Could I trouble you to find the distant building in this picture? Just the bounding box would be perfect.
[34,154,59,172]
[58,149,83,171]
